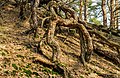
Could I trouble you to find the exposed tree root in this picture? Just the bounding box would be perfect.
[94,39,120,67]
[87,24,120,67]
[33,57,68,78]
[89,30,120,48]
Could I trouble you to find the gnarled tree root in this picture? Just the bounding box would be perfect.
[33,57,68,78]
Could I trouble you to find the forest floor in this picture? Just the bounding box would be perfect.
[0,5,120,78]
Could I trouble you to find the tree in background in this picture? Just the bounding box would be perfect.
[87,0,102,25]
[84,0,88,21]
[114,0,119,29]
[110,0,115,29]
[102,0,107,26]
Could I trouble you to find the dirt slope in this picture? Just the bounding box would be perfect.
[0,5,120,78]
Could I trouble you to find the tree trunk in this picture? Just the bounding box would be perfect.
[102,0,107,26]
[115,0,119,29]
[79,0,83,20]
[31,0,40,37]
[110,0,115,29]
[84,0,88,21]
[19,0,27,20]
